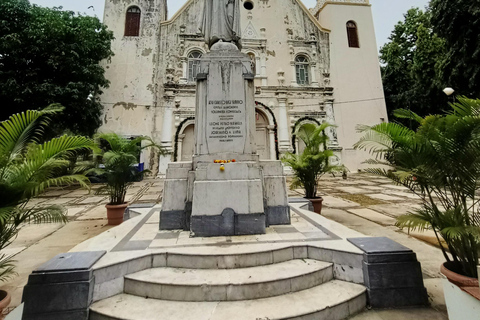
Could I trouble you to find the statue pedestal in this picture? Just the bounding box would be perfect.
[160,43,290,237]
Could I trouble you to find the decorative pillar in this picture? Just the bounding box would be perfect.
[260,52,267,86]
[277,95,291,154]
[180,57,188,84]
[158,90,175,176]
[290,61,297,86]
[260,29,268,87]
[267,125,276,160]
[325,99,339,147]
[311,62,318,87]
[177,134,185,162]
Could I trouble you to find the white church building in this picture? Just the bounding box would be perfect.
[99,0,388,174]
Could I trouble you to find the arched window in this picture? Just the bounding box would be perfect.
[295,55,310,85]
[188,51,203,82]
[346,21,359,48]
[125,7,141,37]
[247,52,257,75]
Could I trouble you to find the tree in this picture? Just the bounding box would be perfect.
[355,97,480,278]
[91,133,162,205]
[282,123,342,199]
[430,0,480,98]
[380,8,447,121]
[0,105,97,281]
[0,0,114,136]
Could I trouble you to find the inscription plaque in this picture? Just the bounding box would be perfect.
[205,61,247,153]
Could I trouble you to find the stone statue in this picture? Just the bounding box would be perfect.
[199,0,242,49]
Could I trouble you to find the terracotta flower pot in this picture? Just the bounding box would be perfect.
[307,197,324,214]
[0,290,11,315]
[105,203,128,226]
[441,262,479,288]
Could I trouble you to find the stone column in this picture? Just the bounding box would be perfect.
[260,52,267,86]
[260,29,268,87]
[290,61,297,86]
[311,62,318,87]
[325,99,339,147]
[267,125,276,160]
[180,57,188,84]
[277,95,291,154]
[177,134,185,161]
[158,90,175,175]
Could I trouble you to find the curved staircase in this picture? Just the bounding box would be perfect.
[90,247,366,320]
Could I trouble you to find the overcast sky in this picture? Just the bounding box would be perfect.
[29,0,429,51]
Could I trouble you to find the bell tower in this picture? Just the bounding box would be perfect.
[311,0,388,171]
[99,0,168,164]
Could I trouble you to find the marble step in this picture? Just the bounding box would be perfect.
[90,280,367,320]
[159,245,304,269]
[124,259,333,301]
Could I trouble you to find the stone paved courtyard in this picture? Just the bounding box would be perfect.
[1,174,448,319]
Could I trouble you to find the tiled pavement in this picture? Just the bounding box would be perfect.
[0,179,164,312]
[99,205,336,253]
[0,174,449,319]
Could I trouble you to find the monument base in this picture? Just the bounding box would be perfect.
[160,159,290,237]
[160,43,290,237]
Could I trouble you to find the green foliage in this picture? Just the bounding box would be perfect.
[430,0,480,98]
[282,123,341,199]
[380,8,447,120]
[0,0,114,136]
[355,97,480,278]
[0,106,97,282]
[92,133,164,205]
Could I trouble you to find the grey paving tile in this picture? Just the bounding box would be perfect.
[122,240,152,251]
[272,226,297,234]
[155,232,180,240]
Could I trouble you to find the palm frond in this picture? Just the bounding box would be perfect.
[393,108,423,123]
[357,99,480,277]
[0,254,17,283]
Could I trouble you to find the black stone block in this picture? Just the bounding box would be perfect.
[191,208,235,237]
[27,269,92,284]
[367,287,429,308]
[363,261,424,289]
[347,237,429,309]
[191,209,267,237]
[34,251,105,274]
[22,251,105,320]
[22,309,89,320]
[235,213,266,235]
[266,206,291,225]
[364,251,418,264]
[23,280,93,314]
[348,237,412,254]
[160,210,186,230]
[184,201,192,231]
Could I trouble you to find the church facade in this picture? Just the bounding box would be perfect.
[99,0,388,174]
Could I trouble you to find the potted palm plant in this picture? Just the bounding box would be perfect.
[93,133,162,225]
[355,97,480,319]
[0,105,96,312]
[282,122,341,214]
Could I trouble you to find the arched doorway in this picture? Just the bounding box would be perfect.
[291,117,321,154]
[173,104,279,162]
[255,111,270,160]
[297,128,307,155]
[180,124,195,161]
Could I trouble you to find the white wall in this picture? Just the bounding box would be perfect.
[100,0,166,138]
[319,3,388,171]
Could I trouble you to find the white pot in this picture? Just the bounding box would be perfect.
[442,277,480,320]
